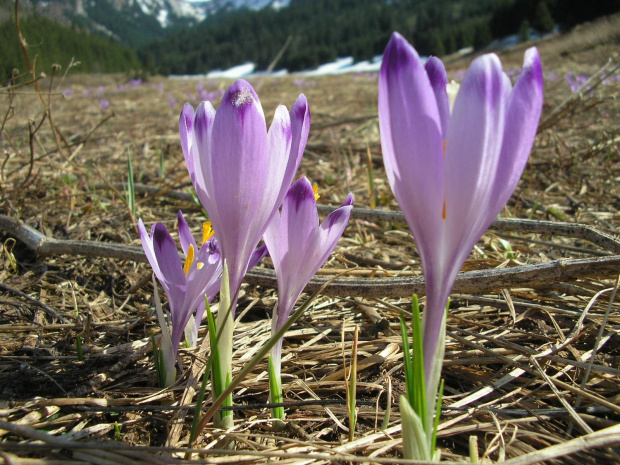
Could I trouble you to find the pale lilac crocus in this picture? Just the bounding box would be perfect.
[139,211,222,386]
[180,79,310,312]
[263,177,353,417]
[379,31,543,405]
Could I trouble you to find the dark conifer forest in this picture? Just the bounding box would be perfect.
[0,15,141,80]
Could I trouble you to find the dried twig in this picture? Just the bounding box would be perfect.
[1,214,619,299]
[97,183,620,254]
[0,282,68,323]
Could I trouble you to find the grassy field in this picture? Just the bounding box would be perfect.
[0,15,619,464]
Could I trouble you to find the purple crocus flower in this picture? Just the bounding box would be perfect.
[139,211,222,385]
[264,177,353,385]
[379,32,543,381]
[99,99,110,110]
[179,79,310,313]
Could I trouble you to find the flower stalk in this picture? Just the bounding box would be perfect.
[211,263,234,428]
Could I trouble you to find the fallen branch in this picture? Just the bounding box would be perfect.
[1,214,619,298]
[97,182,620,254]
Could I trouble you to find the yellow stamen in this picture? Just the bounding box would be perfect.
[312,184,320,201]
[442,199,446,220]
[184,244,195,276]
[442,140,447,157]
[197,262,204,270]
[202,222,214,244]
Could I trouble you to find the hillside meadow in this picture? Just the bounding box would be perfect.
[0,15,619,464]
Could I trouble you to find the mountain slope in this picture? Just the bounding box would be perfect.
[2,0,290,47]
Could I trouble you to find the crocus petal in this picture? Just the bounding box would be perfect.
[264,105,293,218]
[153,224,185,288]
[443,53,512,275]
[263,214,282,279]
[152,224,186,333]
[138,218,164,284]
[248,243,268,270]
[192,101,217,218]
[490,47,543,216]
[177,210,197,256]
[209,80,268,292]
[424,56,450,138]
[278,94,310,206]
[278,177,319,273]
[379,32,445,269]
[179,103,196,180]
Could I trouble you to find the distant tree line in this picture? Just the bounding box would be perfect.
[1,0,618,81]
[139,0,620,75]
[0,15,141,81]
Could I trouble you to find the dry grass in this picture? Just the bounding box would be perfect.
[0,16,619,464]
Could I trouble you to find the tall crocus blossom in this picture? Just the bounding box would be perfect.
[263,177,353,419]
[180,79,310,308]
[180,80,310,428]
[379,32,543,459]
[139,211,223,387]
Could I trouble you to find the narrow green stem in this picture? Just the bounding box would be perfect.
[268,355,284,420]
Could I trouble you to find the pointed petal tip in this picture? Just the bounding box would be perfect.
[287,176,315,211]
[248,243,268,269]
[291,93,310,122]
[382,31,422,76]
[179,104,196,158]
[152,222,172,245]
[522,47,543,85]
[137,218,148,239]
[225,79,260,109]
[193,100,215,149]
[181,102,195,118]
[424,56,448,88]
[458,52,509,107]
[177,209,189,233]
[324,204,352,229]
[342,192,354,207]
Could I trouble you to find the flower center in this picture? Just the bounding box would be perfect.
[202,222,214,244]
